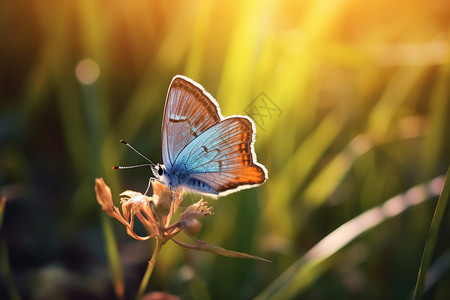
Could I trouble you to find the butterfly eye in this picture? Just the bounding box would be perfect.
[158,166,164,176]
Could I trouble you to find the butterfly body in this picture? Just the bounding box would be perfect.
[153,75,267,197]
[152,163,219,195]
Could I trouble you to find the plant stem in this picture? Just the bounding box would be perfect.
[135,237,163,300]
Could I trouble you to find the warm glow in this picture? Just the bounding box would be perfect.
[75,58,100,85]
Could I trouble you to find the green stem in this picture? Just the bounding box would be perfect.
[135,237,163,300]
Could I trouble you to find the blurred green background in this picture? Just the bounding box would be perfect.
[1,0,450,299]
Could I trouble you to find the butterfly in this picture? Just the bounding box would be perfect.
[149,75,268,197]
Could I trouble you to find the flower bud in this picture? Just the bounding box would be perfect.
[180,218,202,236]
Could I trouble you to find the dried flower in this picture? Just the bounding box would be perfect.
[95,177,268,262]
[95,178,212,242]
[180,198,213,220]
[95,178,157,240]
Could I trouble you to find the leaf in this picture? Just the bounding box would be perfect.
[172,238,271,263]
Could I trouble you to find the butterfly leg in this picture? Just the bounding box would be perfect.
[170,187,177,216]
[144,176,161,196]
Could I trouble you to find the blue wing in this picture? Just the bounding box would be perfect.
[162,76,221,169]
[173,116,268,195]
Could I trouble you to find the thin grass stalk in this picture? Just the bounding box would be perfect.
[80,78,125,299]
[0,198,21,300]
[0,240,21,300]
[101,213,125,299]
[413,165,450,299]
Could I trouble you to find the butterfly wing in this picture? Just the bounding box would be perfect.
[162,75,221,169]
[174,116,268,195]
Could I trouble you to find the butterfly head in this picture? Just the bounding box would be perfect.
[151,163,164,178]
[152,163,172,186]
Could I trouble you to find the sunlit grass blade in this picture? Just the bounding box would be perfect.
[367,66,428,139]
[101,213,125,300]
[418,64,450,180]
[265,113,346,235]
[255,176,445,300]
[413,165,450,300]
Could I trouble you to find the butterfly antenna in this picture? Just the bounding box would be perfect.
[112,163,152,170]
[119,140,155,165]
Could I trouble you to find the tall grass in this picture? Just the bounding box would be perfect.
[0,0,449,299]
[414,167,450,300]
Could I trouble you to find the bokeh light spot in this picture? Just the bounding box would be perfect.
[75,58,100,85]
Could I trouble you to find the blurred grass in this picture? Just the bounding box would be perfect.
[0,197,21,300]
[1,0,450,299]
[257,176,445,300]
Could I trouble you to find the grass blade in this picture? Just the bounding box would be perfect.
[0,197,21,300]
[101,213,125,300]
[413,165,450,299]
[255,176,445,300]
